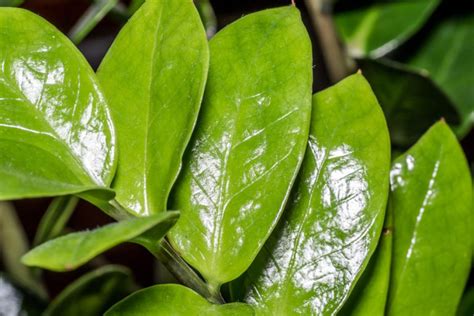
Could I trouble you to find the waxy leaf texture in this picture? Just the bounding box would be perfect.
[0,8,116,200]
[168,6,313,286]
[240,74,390,315]
[387,122,472,315]
[98,0,209,216]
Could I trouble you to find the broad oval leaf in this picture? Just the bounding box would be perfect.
[359,58,460,147]
[402,13,474,133]
[339,205,393,315]
[105,284,254,316]
[387,122,472,315]
[97,0,209,216]
[168,6,313,286]
[335,0,439,57]
[239,74,391,315]
[44,265,132,316]
[22,211,179,271]
[0,8,116,199]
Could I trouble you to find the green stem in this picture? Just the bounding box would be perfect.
[138,238,224,304]
[195,0,217,38]
[33,196,79,246]
[68,0,119,45]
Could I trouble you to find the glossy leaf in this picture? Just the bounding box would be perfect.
[97,0,209,216]
[403,14,474,132]
[240,74,390,315]
[0,273,46,316]
[359,58,460,147]
[339,205,393,315]
[33,196,79,246]
[0,8,116,200]
[44,265,132,316]
[105,284,254,316]
[22,211,179,271]
[335,0,439,57]
[387,122,472,315]
[168,6,313,286]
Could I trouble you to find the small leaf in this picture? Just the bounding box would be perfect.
[97,0,209,216]
[402,13,474,133]
[339,205,393,315]
[105,284,254,316]
[387,122,472,315]
[22,211,179,271]
[168,6,313,286]
[359,58,460,147]
[239,74,391,315]
[0,8,116,200]
[44,265,132,316]
[335,0,440,57]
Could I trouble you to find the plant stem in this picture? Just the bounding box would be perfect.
[303,0,355,83]
[140,238,224,304]
[68,0,119,45]
[195,0,217,38]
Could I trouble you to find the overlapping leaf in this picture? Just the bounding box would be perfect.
[402,13,474,133]
[335,0,440,57]
[44,265,132,316]
[0,8,116,200]
[239,74,390,315]
[339,206,393,315]
[387,122,472,315]
[168,6,313,287]
[359,58,460,147]
[22,212,179,271]
[97,0,209,216]
[105,284,254,316]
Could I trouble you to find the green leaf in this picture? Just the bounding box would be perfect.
[339,204,393,315]
[22,211,179,271]
[105,284,254,316]
[335,0,439,57]
[359,58,461,147]
[387,122,472,315]
[403,14,474,132]
[97,0,209,216]
[0,8,116,200]
[168,6,313,286]
[239,74,391,315]
[0,273,46,316]
[44,265,132,316]
[33,196,79,246]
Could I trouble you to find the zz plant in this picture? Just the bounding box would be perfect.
[0,0,472,315]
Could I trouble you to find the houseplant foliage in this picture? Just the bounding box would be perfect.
[0,0,472,315]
